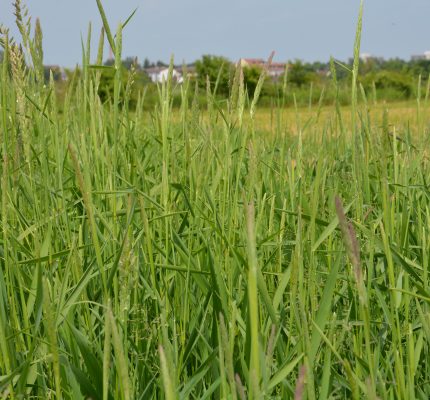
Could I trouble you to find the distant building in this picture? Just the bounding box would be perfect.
[353,54,385,66]
[238,58,288,79]
[179,65,197,80]
[268,62,287,78]
[145,66,183,83]
[144,65,197,83]
[239,58,266,67]
[411,51,430,61]
[360,53,373,62]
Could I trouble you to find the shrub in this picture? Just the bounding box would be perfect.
[195,55,233,96]
[362,70,413,99]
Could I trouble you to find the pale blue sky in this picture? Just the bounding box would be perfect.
[0,0,429,66]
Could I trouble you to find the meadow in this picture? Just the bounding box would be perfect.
[1,2,430,399]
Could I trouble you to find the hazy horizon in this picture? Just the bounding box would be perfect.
[0,0,429,67]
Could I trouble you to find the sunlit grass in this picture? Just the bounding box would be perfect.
[252,100,430,138]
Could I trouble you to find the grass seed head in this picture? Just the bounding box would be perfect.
[335,196,367,304]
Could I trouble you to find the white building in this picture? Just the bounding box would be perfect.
[411,51,430,61]
[145,67,183,83]
[360,53,373,63]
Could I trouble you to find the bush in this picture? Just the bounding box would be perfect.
[243,65,263,97]
[286,60,316,87]
[195,55,233,96]
[98,67,152,110]
[362,71,413,99]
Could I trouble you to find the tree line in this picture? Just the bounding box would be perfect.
[98,54,430,108]
[2,49,429,108]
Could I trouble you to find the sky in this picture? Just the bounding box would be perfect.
[0,0,429,67]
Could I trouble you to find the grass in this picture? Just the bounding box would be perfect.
[1,1,430,399]
[252,100,430,138]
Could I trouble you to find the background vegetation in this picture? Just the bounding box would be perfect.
[56,54,430,110]
[2,33,427,112]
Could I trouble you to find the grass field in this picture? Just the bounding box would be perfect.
[1,2,430,399]
[253,100,430,137]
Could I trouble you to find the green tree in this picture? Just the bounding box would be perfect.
[104,58,114,67]
[409,59,430,77]
[143,57,151,68]
[98,64,153,109]
[195,55,233,96]
[382,58,408,73]
[287,60,315,87]
[362,70,413,98]
[122,56,141,71]
[98,67,124,104]
[243,65,263,97]
[43,65,63,82]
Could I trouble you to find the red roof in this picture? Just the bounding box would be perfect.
[241,58,266,65]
